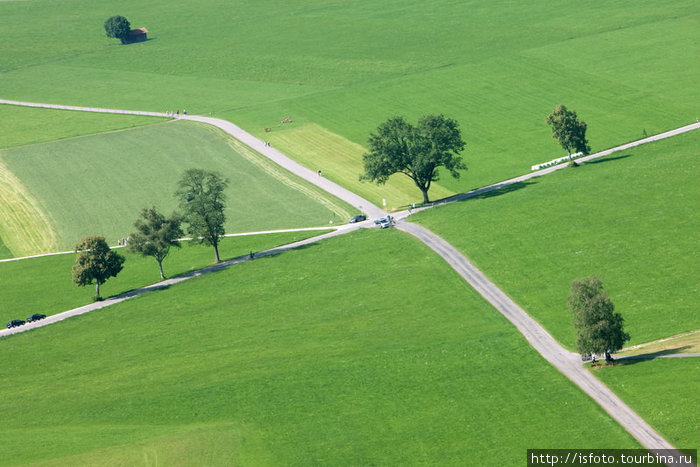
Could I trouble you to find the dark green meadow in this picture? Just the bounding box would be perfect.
[1,0,697,204]
[0,230,326,325]
[0,229,640,465]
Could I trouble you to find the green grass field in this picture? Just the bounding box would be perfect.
[0,105,159,150]
[412,132,700,349]
[594,358,700,454]
[1,0,696,206]
[0,229,640,465]
[0,230,327,326]
[0,120,353,254]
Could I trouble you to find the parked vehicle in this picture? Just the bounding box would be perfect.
[27,313,46,323]
[349,215,367,223]
[374,217,392,229]
[6,320,25,329]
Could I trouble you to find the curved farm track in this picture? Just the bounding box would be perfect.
[2,99,698,461]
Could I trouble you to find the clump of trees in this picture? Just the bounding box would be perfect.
[568,276,629,361]
[360,114,466,204]
[73,169,229,300]
[104,15,131,44]
[72,236,125,300]
[546,105,591,163]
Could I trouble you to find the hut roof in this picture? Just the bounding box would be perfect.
[128,27,148,36]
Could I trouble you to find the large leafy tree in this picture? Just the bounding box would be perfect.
[568,276,629,357]
[175,169,229,263]
[361,114,466,204]
[72,236,125,300]
[104,15,131,44]
[128,207,183,280]
[546,104,591,161]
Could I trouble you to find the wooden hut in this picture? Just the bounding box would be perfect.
[126,27,148,43]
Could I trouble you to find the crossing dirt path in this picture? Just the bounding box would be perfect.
[2,99,696,462]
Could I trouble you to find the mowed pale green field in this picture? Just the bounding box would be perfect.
[0,230,327,325]
[0,230,640,465]
[413,132,700,349]
[0,118,353,253]
[595,358,700,454]
[1,0,697,206]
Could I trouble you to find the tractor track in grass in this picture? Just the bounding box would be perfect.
[2,99,697,462]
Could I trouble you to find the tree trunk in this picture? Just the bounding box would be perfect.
[157,259,165,280]
[421,187,430,204]
[95,281,101,300]
[213,243,221,263]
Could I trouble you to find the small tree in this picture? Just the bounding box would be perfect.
[128,207,183,280]
[568,276,629,358]
[546,104,591,162]
[72,236,125,300]
[360,114,466,204]
[175,169,229,263]
[104,15,131,44]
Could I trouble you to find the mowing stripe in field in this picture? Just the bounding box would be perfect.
[0,159,57,256]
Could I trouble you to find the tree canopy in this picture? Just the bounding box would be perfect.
[72,236,125,300]
[568,276,629,357]
[360,114,466,204]
[546,104,591,161]
[175,169,229,263]
[128,207,183,280]
[104,15,131,44]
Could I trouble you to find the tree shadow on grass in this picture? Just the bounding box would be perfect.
[585,154,632,165]
[470,179,538,201]
[254,241,320,260]
[613,346,692,366]
[428,179,538,207]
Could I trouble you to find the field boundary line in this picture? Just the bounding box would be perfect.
[0,226,339,263]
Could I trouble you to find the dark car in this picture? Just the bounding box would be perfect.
[6,320,25,329]
[349,215,367,223]
[27,313,46,323]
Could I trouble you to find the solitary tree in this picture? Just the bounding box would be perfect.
[568,276,629,358]
[175,169,229,263]
[128,207,183,280]
[72,236,125,300]
[546,104,591,162]
[104,15,131,44]
[360,114,466,204]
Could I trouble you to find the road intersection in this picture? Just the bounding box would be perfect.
[2,99,697,462]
